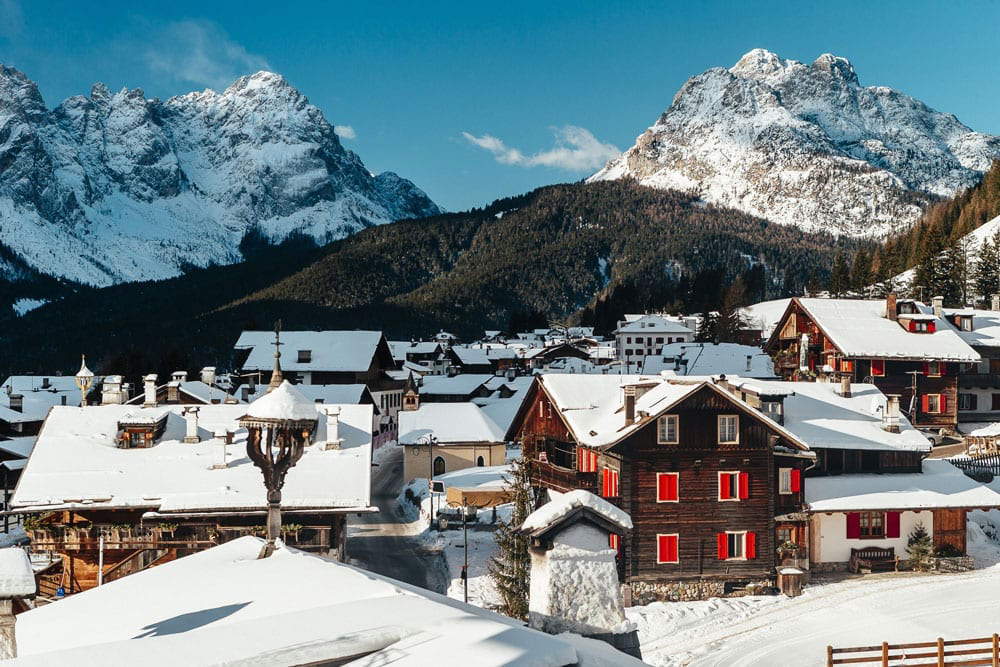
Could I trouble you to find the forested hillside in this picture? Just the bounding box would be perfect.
[1,181,859,378]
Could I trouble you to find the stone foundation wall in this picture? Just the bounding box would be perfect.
[627,578,774,604]
[931,556,975,573]
[811,561,849,573]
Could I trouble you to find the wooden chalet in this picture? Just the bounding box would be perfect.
[764,296,979,431]
[9,389,375,596]
[511,374,815,600]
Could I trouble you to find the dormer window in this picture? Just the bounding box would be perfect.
[117,413,168,449]
[961,316,974,332]
[297,350,312,363]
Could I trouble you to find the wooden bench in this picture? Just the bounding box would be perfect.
[849,547,898,574]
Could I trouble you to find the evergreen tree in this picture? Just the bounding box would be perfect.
[695,312,719,342]
[912,224,948,303]
[489,457,534,620]
[906,522,934,571]
[974,233,1000,304]
[849,248,872,295]
[717,277,748,342]
[940,237,970,306]
[829,251,850,297]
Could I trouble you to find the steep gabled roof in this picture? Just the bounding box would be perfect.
[236,330,390,372]
[769,298,978,362]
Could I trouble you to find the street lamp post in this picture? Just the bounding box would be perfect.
[420,434,439,528]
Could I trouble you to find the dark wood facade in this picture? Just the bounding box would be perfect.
[515,381,812,586]
[767,299,964,429]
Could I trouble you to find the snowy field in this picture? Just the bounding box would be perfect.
[436,507,1000,666]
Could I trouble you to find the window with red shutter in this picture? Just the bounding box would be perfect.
[657,534,678,564]
[791,469,802,493]
[601,468,619,498]
[939,394,947,413]
[746,532,756,559]
[885,511,901,539]
[716,532,728,560]
[846,512,861,539]
[718,471,739,501]
[871,359,885,377]
[656,473,679,502]
[921,395,930,413]
[609,533,620,551]
[738,472,749,499]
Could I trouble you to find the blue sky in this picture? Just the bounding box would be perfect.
[1,0,997,211]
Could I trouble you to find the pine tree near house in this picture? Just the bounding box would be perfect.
[906,522,934,571]
[829,251,850,296]
[974,232,1000,304]
[489,456,534,620]
[849,248,872,295]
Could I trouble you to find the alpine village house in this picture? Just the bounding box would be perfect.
[512,374,815,602]
[764,295,980,432]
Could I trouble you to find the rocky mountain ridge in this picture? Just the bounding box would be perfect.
[590,49,1000,237]
[0,66,440,287]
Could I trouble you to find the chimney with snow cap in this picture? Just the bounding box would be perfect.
[518,490,641,659]
[883,395,901,433]
[324,407,343,450]
[143,374,158,407]
[200,367,216,386]
[932,296,944,318]
[183,407,201,443]
[8,395,22,413]
[623,385,637,425]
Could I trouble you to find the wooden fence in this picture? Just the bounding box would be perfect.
[827,635,1000,666]
[950,452,1000,477]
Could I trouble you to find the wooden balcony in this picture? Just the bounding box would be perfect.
[529,459,598,494]
[959,373,1000,390]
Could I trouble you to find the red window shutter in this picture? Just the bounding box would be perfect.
[939,394,947,413]
[668,473,678,501]
[738,472,750,499]
[941,362,949,376]
[746,532,757,559]
[928,322,936,333]
[790,468,802,493]
[871,359,884,376]
[846,512,861,539]
[719,473,731,500]
[921,395,930,412]
[909,321,917,332]
[717,532,728,560]
[886,511,901,538]
[610,533,620,550]
[668,535,678,562]
[922,362,930,375]
[601,469,609,497]
[657,474,676,501]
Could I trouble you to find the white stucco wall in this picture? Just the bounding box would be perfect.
[528,522,627,636]
[811,511,933,563]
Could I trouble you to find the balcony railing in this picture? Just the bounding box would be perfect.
[959,373,1000,389]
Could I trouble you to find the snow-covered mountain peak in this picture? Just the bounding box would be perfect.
[0,68,441,288]
[591,50,1000,238]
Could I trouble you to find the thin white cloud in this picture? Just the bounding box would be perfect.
[0,0,24,41]
[461,125,619,172]
[144,20,270,90]
[334,125,357,140]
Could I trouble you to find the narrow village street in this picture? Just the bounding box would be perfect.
[347,447,450,593]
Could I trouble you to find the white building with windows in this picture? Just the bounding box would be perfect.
[613,315,695,363]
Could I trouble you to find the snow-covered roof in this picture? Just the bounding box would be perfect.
[0,376,85,423]
[726,378,931,452]
[176,380,234,404]
[244,383,373,408]
[11,402,374,514]
[242,381,320,421]
[0,548,34,598]
[418,374,493,396]
[942,307,1000,348]
[398,403,505,444]
[450,346,518,365]
[0,436,35,459]
[11,536,641,666]
[642,342,775,378]
[615,314,694,335]
[436,464,510,491]
[806,460,1000,511]
[538,374,810,452]
[790,298,979,362]
[741,298,792,338]
[959,422,1000,437]
[387,340,441,360]
[236,330,384,372]
[521,489,633,534]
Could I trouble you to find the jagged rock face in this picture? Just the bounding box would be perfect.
[0,67,441,285]
[590,49,1000,238]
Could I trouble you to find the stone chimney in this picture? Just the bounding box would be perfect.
[839,375,852,398]
[183,407,201,443]
[886,293,898,321]
[200,367,216,386]
[211,430,229,469]
[102,375,126,405]
[8,395,22,413]
[143,374,158,407]
[623,385,637,425]
[931,296,944,318]
[519,491,640,660]
[992,294,1000,312]
[171,371,188,383]
[883,394,901,433]
[324,407,343,450]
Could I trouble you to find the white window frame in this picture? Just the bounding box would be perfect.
[656,472,680,503]
[657,414,679,444]
[718,414,739,444]
[718,470,740,502]
[656,532,679,564]
[724,530,748,561]
[927,361,942,378]
[778,467,793,495]
[926,393,943,414]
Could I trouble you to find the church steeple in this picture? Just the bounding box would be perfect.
[267,320,284,393]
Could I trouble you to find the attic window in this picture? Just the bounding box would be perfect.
[298,350,312,363]
[117,413,168,449]
[906,320,935,333]
[961,317,974,332]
